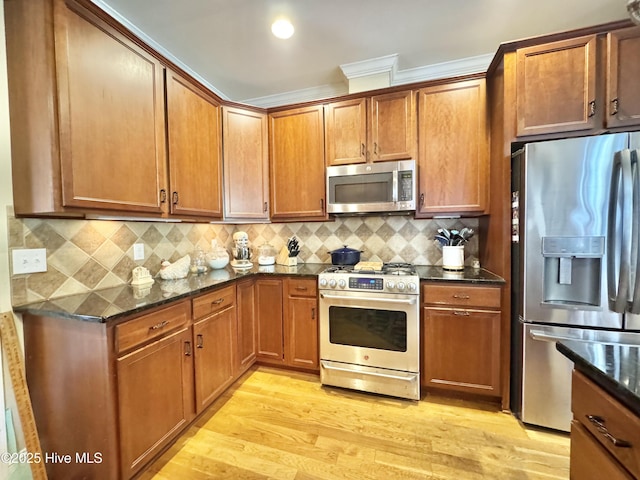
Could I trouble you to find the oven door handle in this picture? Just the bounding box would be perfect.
[319,293,417,305]
[321,361,417,381]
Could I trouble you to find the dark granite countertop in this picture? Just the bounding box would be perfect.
[557,340,640,417]
[13,263,504,323]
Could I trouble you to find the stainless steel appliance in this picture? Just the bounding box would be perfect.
[511,133,640,432]
[318,263,420,400]
[326,160,416,214]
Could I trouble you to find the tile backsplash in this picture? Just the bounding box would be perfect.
[7,209,479,306]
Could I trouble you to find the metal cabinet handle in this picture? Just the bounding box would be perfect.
[211,298,225,305]
[263,201,268,213]
[149,320,169,331]
[172,191,179,205]
[419,193,424,207]
[184,341,192,356]
[586,415,632,448]
[320,198,325,213]
[361,143,365,157]
[374,142,378,155]
[588,100,596,118]
[159,189,167,203]
[196,334,204,349]
[295,286,308,291]
[453,294,470,299]
[453,311,470,316]
[311,307,316,320]
[611,98,619,116]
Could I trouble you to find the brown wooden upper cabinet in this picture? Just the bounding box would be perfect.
[269,105,327,221]
[606,26,640,129]
[324,90,416,165]
[516,27,640,137]
[223,106,270,220]
[416,79,488,217]
[5,0,168,216]
[166,71,223,219]
[516,35,598,137]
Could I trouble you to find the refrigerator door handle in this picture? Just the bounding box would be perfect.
[607,150,633,313]
[629,149,640,314]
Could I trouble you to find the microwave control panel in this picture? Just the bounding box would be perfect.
[399,171,413,201]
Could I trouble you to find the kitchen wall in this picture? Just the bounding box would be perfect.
[8,214,479,306]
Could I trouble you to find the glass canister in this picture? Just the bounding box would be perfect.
[257,242,276,265]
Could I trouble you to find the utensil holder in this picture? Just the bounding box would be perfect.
[442,245,464,271]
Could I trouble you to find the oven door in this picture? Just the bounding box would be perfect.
[319,290,419,373]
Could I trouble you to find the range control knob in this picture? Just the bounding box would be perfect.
[338,279,346,289]
[407,282,417,292]
[319,278,328,287]
[386,280,395,290]
[397,281,406,291]
[329,279,337,288]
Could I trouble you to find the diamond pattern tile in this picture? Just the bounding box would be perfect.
[8,213,480,306]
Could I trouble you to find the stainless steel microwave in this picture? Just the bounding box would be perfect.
[326,160,416,214]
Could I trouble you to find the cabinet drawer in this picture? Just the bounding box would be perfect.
[572,370,640,478]
[422,283,500,308]
[285,278,317,298]
[192,284,236,320]
[570,421,634,480]
[116,300,191,354]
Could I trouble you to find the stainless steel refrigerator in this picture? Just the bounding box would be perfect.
[511,132,640,432]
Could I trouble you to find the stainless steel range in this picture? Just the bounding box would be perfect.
[318,262,420,400]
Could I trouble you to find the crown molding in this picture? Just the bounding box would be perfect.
[340,54,399,80]
[242,83,349,108]
[392,53,494,85]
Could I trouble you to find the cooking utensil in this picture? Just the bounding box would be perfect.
[434,235,449,247]
[328,245,362,265]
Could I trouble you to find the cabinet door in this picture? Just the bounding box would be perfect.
[369,90,416,162]
[255,278,285,364]
[269,106,327,221]
[324,98,367,165]
[117,327,194,478]
[193,306,236,412]
[606,27,640,129]
[223,106,270,219]
[166,70,223,218]
[422,307,501,397]
[55,4,167,213]
[417,79,488,216]
[285,296,319,370]
[236,278,257,374]
[516,35,598,136]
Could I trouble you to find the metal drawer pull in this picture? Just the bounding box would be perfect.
[149,320,169,330]
[212,298,225,305]
[586,415,632,448]
[453,294,470,299]
[295,286,308,291]
[311,307,316,320]
[196,334,204,349]
[184,341,192,356]
[453,311,470,316]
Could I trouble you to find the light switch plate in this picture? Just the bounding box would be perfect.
[133,243,145,261]
[12,248,47,274]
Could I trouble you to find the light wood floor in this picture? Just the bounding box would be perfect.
[140,366,570,479]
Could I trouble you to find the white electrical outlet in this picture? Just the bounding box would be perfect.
[133,243,145,261]
[12,248,48,274]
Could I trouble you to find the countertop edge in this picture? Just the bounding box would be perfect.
[556,341,640,418]
[13,264,505,323]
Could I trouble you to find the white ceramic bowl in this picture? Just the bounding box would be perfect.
[208,256,229,269]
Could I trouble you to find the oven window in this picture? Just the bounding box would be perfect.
[328,306,407,352]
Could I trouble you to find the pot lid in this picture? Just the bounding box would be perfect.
[330,245,361,254]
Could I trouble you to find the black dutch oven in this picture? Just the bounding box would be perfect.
[328,245,363,265]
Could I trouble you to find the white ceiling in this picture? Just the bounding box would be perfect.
[94,0,630,107]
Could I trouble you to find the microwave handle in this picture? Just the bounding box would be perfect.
[392,170,398,202]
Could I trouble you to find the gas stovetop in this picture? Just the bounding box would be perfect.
[319,263,419,294]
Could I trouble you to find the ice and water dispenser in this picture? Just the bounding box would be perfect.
[541,236,604,307]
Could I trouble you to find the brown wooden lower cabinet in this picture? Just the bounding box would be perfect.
[570,370,640,479]
[117,326,195,478]
[236,278,258,374]
[421,282,502,398]
[256,276,319,370]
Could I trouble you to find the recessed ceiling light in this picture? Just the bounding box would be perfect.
[271,18,294,39]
